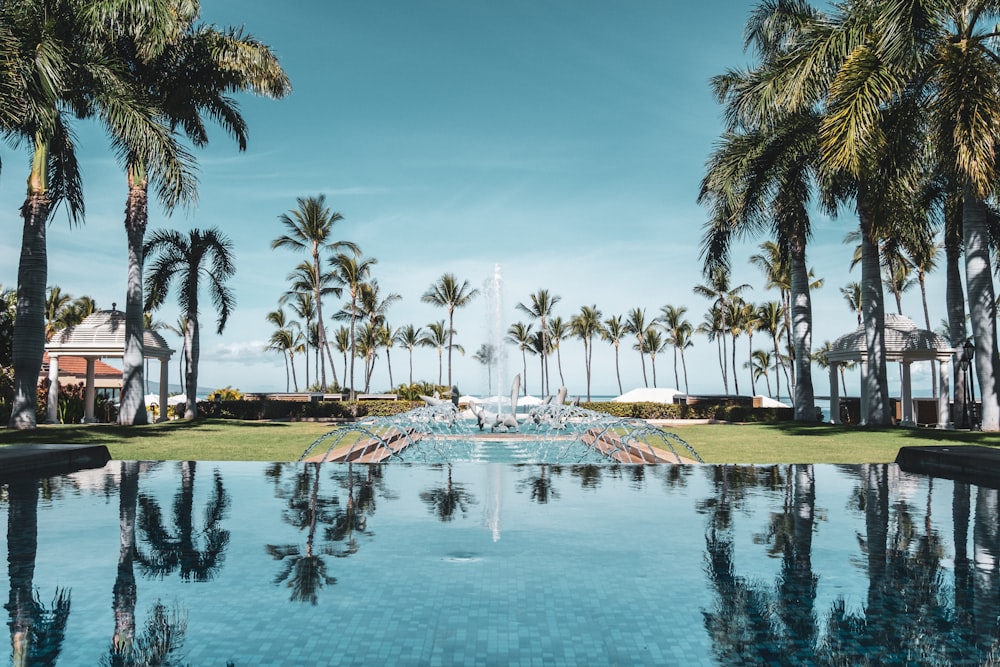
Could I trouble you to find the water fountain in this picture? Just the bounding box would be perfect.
[299,380,702,464]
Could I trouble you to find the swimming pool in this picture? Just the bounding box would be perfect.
[3,460,998,665]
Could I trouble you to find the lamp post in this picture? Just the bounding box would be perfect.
[962,337,976,430]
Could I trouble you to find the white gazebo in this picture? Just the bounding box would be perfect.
[44,307,174,423]
[826,313,954,428]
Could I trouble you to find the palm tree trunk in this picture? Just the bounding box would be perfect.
[731,336,740,395]
[584,339,592,402]
[859,203,890,425]
[917,269,938,399]
[447,310,454,389]
[680,348,690,395]
[638,335,648,388]
[556,347,564,390]
[9,191,51,429]
[408,348,414,386]
[184,307,199,419]
[790,234,816,421]
[614,345,622,395]
[283,351,290,391]
[386,349,394,389]
[521,350,528,396]
[312,250,328,391]
[121,175,149,425]
[747,333,756,396]
[963,187,1000,430]
[772,334,782,400]
[289,351,299,392]
[673,347,680,390]
[113,461,139,658]
[651,353,657,388]
[946,210,968,421]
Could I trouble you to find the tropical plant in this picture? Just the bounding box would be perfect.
[625,307,652,389]
[570,305,604,402]
[395,324,424,387]
[282,287,317,389]
[101,4,290,427]
[273,196,357,392]
[841,281,863,327]
[422,273,479,389]
[472,343,497,395]
[328,252,375,400]
[746,349,774,398]
[421,320,451,386]
[693,268,749,396]
[144,227,236,419]
[658,304,692,393]
[547,316,569,391]
[601,314,627,396]
[266,308,302,392]
[640,328,664,389]
[515,289,561,396]
[506,322,534,396]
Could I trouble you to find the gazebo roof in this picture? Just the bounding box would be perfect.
[827,313,952,362]
[46,308,174,360]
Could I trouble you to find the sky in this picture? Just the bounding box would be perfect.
[0,1,947,401]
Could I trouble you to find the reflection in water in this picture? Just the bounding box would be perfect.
[135,462,230,582]
[9,461,1000,663]
[5,475,71,667]
[419,463,477,522]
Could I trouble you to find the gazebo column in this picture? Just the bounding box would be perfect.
[938,357,952,429]
[84,358,97,423]
[829,361,841,424]
[900,360,914,426]
[46,355,60,424]
[158,358,169,423]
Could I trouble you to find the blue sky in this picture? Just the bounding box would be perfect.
[0,1,944,400]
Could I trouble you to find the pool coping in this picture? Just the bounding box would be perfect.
[0,443,112,480]
[896,445,1000,489]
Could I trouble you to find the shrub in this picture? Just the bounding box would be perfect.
[207,386,244,401]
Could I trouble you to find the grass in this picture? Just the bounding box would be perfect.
[3,418,1000,464]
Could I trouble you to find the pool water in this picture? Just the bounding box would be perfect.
[3,461,999,665]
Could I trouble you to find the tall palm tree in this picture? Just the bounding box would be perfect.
[516,289,561,396]
[332,326,351,390]
[547,316,569,391]
[144,227,236,419]
[571,305,604,402]
[328,252,375,400]
[747,349,774,398]
[44,286,73,341]
[266,308,301,392]
[5,0,90,428]
[672,322,694,395]
[640,328,664,389]
[421,320,451,386]
[601,314,627,396]
[273,196,357,392]
[100,5,290,427]
[395,324,424,387]
[506,322,534,396]
[472,343,497,395]
[693,268,750,396]
[625,307,652,389]
[697,306,728,391]
[422,273,479,389]
[757,300,788,400]
[841,281,863,327]
[282,289,316,389]
[658,304,692,392]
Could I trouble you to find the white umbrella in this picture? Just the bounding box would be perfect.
[168,393,187,406]
[143,393,160,407]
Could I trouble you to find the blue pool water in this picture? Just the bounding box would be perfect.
[3,460,999,665]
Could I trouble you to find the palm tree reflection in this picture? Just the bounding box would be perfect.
[516,464,560,504]
[5,475,71,667]
[135,461,230,582]
[419,464,476,521]
[267,462,378,604]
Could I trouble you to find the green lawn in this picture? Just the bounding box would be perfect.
[3,418,1000,463]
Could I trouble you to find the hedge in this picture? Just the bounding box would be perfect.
[189,398,797,424]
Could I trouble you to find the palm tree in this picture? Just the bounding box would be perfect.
[672,322,694,396]
[273,196,357,392]
[266,308,301,392]
[547,316,569,391]
[377,323,396,390]
[421,320,451,386]
[328,252,375,400]
[693,268,750,396]
[747,349,774,398]
[570,305,604,402]
[641,328,664,389]
[625,307,652,389]
[658,304,691,392]
[472,343,497,395]
[516,289,561,396]
[101,7,289,427]
[841,281,863,327]
[144,227,236,419]
[395,324,424,387]
[422,273,479,389]
[5,1,85,428]
[44,286,73,341]
[333,326,351,390]
[601,314,627,396]
[756,300,788,400]
[697,306,727,391]
[506,322,534,396]
[282,289,316,389]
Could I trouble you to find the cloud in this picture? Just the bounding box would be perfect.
[203,339,272,363]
